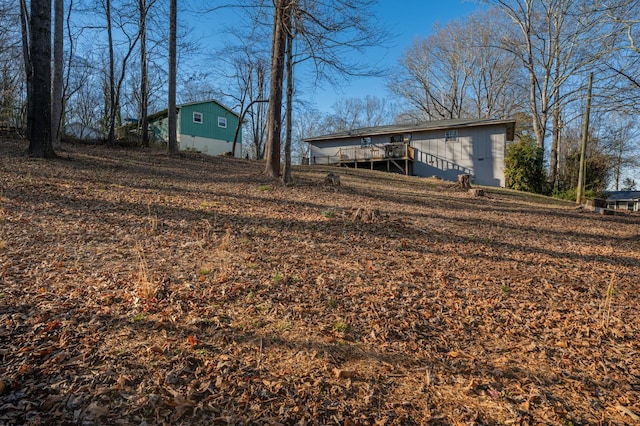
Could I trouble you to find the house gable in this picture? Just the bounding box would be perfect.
[179,101,239,143]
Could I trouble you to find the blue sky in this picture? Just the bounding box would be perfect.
[193,0,486,113]
[307,0,487,112]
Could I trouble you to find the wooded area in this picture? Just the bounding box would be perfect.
[1,137,639,424]
[2,0,637,191]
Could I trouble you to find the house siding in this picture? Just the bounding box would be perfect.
[179,102,239,142]
[410,125,506,187]
[147,101,242,157]
[308,123,508,187]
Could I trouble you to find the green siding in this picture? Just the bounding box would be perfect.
[179,102,240,142]
[147,100,242,155]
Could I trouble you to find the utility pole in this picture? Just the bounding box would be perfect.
[576,72,593,205]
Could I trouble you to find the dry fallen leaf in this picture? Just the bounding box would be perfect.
[334,369,357,379]
[616,405,640,421]
[0,138,638,425]
[187,335,197,348]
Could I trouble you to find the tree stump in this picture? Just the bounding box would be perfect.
[457,173,471,190]
[324,172,341,186]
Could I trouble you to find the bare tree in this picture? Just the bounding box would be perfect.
[210,39,270,158]
[0,1,25,130]
[52,0,64,150]
[100,0,140,145]
[485,0,604,188]
[603,112,639,190]
[262,0,387,178]
[19,0,32,136]
[104,0,115,144]
[465,11,526,119]
[292,106,328,163]
[27,0,54,157]
[390,30,471,121]
[263,0,287,178]
[389,12,525,122]
[328,95,397,131]
[596,0,640,112]
[167,0,177,154]
[282,3,294,184]
[138,0,149,146]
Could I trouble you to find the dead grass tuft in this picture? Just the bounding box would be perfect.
[217,222,232,252]
[134,242,157,300]
[599,273,616,331]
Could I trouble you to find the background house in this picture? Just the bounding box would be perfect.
[304,118,516,187]
[148,100,242,157]
[605,191,640,212]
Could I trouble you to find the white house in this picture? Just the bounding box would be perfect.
[605,191,640,212]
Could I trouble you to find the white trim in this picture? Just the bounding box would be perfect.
[217,116,227,128]
[193,112,203,124]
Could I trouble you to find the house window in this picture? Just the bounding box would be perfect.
[217,116,227,128]
[360,137,371,147]
[193,112,203,124]
[445,130,458,142]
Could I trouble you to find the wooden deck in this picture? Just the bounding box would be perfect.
[312,143,414,175]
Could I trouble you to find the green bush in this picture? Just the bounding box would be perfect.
[504,137,547,194]
[552,187,600,201]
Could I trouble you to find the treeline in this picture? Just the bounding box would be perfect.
[1,0,638,191]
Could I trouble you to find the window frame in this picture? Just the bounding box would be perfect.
[217,116,227,128]
[445,129,458,142]
[193,112,203,124]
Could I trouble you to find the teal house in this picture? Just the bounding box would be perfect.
[148,100,242,157]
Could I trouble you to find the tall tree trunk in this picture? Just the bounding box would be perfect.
[548,7,562,190]
[139,0,149,146]
[254,63,267,159]
[19,0,32,137]
[52,0,64,150]
[167,0,177,154]
[28,0,54,158]
[264,0,287,178]
[550,91,561,189]
[106,0,116,146]
[282,5,293,184]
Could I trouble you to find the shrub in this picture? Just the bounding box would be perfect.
[504,137,546,194]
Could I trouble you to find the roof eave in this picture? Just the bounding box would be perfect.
[303,119,517,143]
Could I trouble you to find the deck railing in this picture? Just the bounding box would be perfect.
[312,143,413,165]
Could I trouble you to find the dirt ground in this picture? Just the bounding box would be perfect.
[1,136,639,425]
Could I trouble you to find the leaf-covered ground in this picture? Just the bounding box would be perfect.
[1,136,639,425]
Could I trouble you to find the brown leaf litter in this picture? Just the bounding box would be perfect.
[0,136,639,425]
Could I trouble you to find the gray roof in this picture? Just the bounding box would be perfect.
[605,191,640,201]
[303,118,516,143]
[147,99,239,122]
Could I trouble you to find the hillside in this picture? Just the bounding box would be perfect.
[1,137,639,425]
